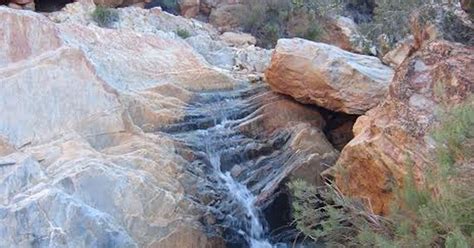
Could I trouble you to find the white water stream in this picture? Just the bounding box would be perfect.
[207,123,273,248]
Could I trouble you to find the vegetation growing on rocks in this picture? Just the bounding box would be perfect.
[92,5,119,28]
[238,0,344,48]
[356,0,471,51]
[176,26,191,39]
[290,99,474,247]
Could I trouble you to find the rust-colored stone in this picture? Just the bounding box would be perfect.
[335,41,474,215]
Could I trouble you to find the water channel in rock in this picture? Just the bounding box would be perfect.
[160,83,306,247]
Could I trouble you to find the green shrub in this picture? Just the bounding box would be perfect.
[358,0,446,50]
[290,99,474,247]
[238,0,342,48]
[175,27,191,39]
[92,6,119,28]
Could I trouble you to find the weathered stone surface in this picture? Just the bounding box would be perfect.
[382,35,415,68]
[319,16,374,54]
[237,93,339,203]
[281,10,373,53]
[265,38,394,114]
[48,3,240,131]
[410,4,474,49]
[49,2,269,75]
[153,226,226,248]
[178,0,200,18]
[334,41,474,215]
[209,3,244,32]
[58,23,234,92]
[0,47,125,148]
[10,0,32,4]
[7,2,22,9]
[0,6,230,247]
[0,138,15,156]
[0,6,62,65]
[220,31,256,47]
[0,3,317,246]
[94,0,124,7]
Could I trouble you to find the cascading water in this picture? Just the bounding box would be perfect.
[161,84,300,247]
[208,133,272,248]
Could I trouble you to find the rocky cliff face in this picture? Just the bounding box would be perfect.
[261,3,474,217]
[334,40,473,215]
[0,2,338,246]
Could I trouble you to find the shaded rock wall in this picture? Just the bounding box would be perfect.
[334,40,474,215]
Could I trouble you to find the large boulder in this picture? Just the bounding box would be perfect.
[334,40,474,215]
[265,38,394,114]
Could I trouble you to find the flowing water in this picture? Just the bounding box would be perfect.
[161,84,303,247]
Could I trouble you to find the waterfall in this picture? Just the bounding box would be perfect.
[162,84,297,247]
[207,125,272,248]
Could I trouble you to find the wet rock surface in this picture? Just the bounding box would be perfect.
[159,84,338,246]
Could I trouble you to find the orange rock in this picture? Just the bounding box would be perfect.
[334,40,474,215]
[265,38,393,114]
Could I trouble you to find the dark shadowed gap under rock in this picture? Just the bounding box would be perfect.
[34,0,73,12]
[319,109,359,151]
[344,0,376,23]
[145,0,179,15]
[262,184,294,243]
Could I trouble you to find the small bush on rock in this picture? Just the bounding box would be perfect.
[176,27,191,39]
[92,6,119,28]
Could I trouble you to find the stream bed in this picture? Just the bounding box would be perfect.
[160,83,330,247]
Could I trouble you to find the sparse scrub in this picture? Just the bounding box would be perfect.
[358,0,448,51]
[432,98,474,173]
[290,99,474,247]
[175,27,191,39]
[238,0,343,48]
[92,6,119,28]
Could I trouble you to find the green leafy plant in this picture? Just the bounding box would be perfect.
[92,6,119,28]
